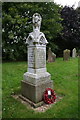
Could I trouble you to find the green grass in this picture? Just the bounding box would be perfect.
[2,58,78,118]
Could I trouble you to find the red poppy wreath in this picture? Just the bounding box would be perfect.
[43,88,56,104]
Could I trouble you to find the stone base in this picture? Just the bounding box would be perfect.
[23,72,51,85]
[19,95,44,108]
[21,80,53,103]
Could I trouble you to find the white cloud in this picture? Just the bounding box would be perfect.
[54,0,80,8]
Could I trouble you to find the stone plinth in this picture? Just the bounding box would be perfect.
[21,79,53,103]
[21,13,53,105]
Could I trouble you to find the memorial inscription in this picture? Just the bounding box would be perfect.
[35,48,46,68]
[28,47,46,69]
[28,47,34,68]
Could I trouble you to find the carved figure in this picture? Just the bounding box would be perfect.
[26,13,48,45]
[33,13,42,31]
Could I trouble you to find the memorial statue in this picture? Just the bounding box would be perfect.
[21,13,53,106]
[26,13,48,45]
[33,13,42,30]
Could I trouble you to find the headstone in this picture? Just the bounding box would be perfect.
[63,49,70,61]
[78,49,80,57]
[21,13,53,104]
[48,48,56,62]
[72,48,77,58]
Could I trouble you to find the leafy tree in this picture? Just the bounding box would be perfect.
[56,6,80,55]
[2,2,62,61]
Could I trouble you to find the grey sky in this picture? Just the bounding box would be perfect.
[54,0,80,8]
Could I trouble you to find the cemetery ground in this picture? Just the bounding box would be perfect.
[2,58,78,118]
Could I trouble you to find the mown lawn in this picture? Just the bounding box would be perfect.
[2,58,78,118]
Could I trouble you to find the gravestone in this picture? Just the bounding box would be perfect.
[63,49,70,61]
[21,13,53,105]
[72,48,77,58]
[48,48,56,62]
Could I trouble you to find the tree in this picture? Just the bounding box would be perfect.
[57,6,80,53]
[2,2,62,61]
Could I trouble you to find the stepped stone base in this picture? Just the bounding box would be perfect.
[23,72,51,85]
[19,95,44,108]
[21,79,53,103]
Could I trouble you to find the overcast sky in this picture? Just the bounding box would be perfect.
[54,0,80,8]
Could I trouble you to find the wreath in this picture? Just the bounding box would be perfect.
[43,88,56,104]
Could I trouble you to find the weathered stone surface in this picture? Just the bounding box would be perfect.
[63,49,70,61]
[28,68,46,74]
[28,45,46,69]
[72,48,77,58]
[21,80,53,103]
[19,95,44,108]
[21,13,53,105]
[23,72,51,85]
[48,48,56,62]
[26,13,48,45]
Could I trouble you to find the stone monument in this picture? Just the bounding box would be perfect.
[72,48,77,58]
[48,48,56,62]
[63,49,70,61]
[21,13,53,106]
